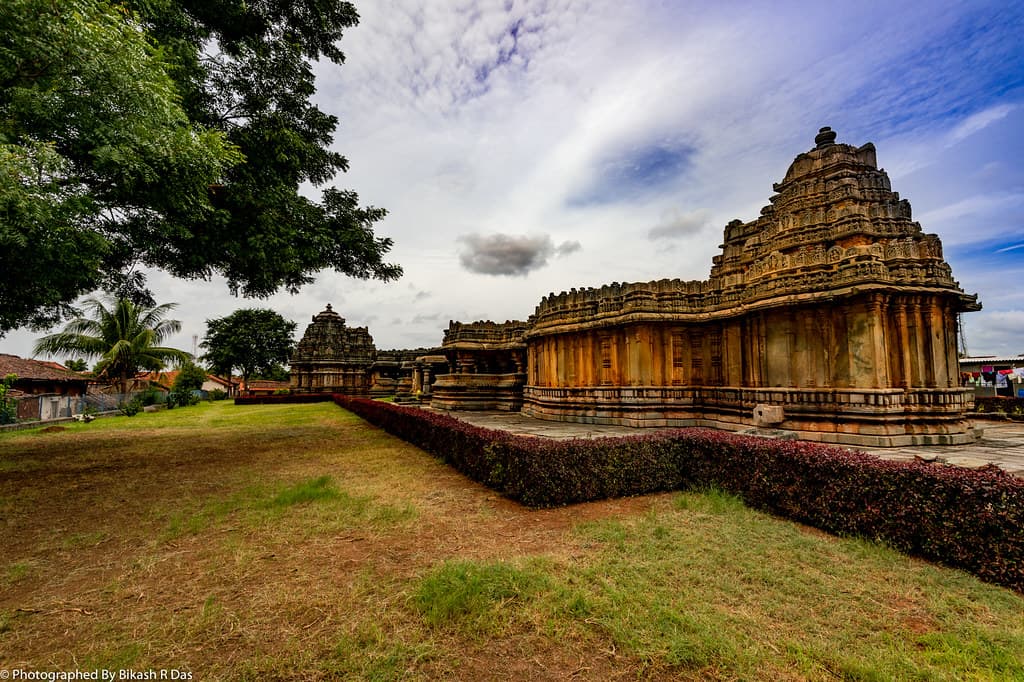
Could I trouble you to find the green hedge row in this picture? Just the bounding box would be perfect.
[974,396,1024,419]
[333,394,1024,592]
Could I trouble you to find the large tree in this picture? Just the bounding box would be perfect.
[1,0,401,335]
[34,298,189,395]
[202,309,297,390]
[1,0,241,331]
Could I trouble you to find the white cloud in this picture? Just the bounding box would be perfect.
[947,104,1015,145]
[648,208,711,241]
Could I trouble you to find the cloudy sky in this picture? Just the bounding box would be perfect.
[6,0,1024,360]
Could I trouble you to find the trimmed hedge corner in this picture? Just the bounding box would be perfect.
[333,394,1024,592]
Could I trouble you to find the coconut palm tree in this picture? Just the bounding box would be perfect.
[34,297,188,395]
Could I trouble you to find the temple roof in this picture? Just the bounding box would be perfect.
[525,127,981,337]
[291,304,376,365]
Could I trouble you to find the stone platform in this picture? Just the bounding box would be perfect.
[427,408,1024,478]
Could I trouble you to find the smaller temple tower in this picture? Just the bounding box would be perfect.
[289,304,376,395]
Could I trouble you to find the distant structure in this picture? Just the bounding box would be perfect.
[296,128,982,446]
[289,304,447,398]
[430,320,528,411]
[289,304,377,395]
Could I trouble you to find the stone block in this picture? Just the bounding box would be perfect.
[753,404,785,426]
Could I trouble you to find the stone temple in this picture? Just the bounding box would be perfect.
[295,128,982,447]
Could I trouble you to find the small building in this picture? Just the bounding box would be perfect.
[243,379,291,395]
[135,370,236,397]
[431,320,527,411]
[0,354,90,421]
[959,355,1024,398]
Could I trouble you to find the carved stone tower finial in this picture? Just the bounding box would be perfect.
[815,126,837,148]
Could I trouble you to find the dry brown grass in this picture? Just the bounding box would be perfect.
[1,402,1022,680]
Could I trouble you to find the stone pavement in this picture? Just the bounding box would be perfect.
[858,420,1024,477]
[431,409,1024,478]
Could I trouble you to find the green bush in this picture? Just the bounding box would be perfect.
[167,390,200,408]
[139,388,164,406]
[0,373,18,424]
[974,397,1024,418]
[207,388,227,401]
[119,397,143,417]
[173,362,207,395]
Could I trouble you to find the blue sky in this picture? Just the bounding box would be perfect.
[5,0,1024,359]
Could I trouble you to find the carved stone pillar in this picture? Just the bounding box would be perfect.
[894,300,912,388]
[866,293,888,388]
[909,300,923,387]
[816,308,833,387]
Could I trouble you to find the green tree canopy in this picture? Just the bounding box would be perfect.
[172,361,209,395]
[1,0,401,335]
[201,309,296,389]
[1,0,241,331]
[65,359,89,373]
[34,297,189,394]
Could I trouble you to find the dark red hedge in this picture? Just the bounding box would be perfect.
[332,394,1024,592]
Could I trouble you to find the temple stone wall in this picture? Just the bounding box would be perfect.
[430,320,527,411]
[290,304,378,396]
[515,128,980,446]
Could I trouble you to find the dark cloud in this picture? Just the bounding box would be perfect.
[458,233,581,276]
[555,240,582,256]
[413,290,432,301]
[647,209,710,240]
[568,139,696,207]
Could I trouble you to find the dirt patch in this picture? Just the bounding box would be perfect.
[0,410,669,678]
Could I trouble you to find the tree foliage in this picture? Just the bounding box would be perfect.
[172,361,208,395]
[34,297,188,394]
[0,373,17,424]
[1,0,401,335]
[65,359,89,373]
[201,308,296,388]
[0,0,241,331]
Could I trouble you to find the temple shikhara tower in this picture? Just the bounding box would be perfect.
[289,304,376,395]
[298,128,982,446]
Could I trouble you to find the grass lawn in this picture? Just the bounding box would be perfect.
[1,401,1022,680]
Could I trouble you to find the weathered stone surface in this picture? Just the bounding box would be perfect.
[290,304,378,395]
[431,320,527,411]
[514,129,980,446]
[753,404,785,426]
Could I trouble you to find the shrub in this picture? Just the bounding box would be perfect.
[0,373,18,424]
[173,362,208,395]
[139,388,164,406]
[333,394,1024,593]
[974,397,1024,419]
[119,397,143,417]
[169,390,200,408]
[207,388,228,401]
